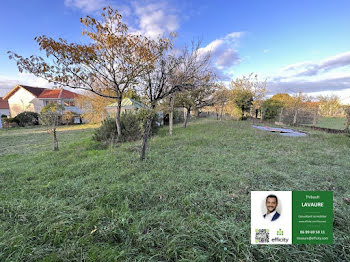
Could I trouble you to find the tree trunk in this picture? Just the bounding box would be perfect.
[169,95,174,136]
[313,107,318,127]
[140,115,153,161]
[241,105,245,120]
[293,108,298,125]
[220,104,224,121]
[183,107,191,128]
[260,107,265,122]
[53,127,58,151]
[115,96,122,139]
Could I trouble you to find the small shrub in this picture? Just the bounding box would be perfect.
[93,110,160,144]
[93,113,141,144]
[137,108,159,136]
[14,111,39,127]
[4,117,17,123]
[93,118,118,144]
[120,111,143,142]
[2,117,18,128]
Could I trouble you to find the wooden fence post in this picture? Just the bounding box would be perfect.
[344,107,350,131]
[279,108,284,123]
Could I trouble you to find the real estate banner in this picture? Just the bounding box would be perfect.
[251,191,333,244]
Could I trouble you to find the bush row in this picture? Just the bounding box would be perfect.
[3,111,40,127]
[3,110,80,127]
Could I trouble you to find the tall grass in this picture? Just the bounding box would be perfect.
[0,119,349,261]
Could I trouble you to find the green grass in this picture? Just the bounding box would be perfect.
[315,117,347,130]
[0,124,99,156]
[0,119,349,261]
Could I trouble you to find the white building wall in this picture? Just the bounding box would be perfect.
[33,98,45,113]
[7,88,37,117]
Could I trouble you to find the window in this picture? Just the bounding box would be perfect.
[63,100,75,107]
[45,100,58,105]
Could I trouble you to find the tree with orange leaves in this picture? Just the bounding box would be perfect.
[8,7,166,139]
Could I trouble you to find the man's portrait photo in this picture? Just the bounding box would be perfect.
[263,194,280,222]
[251,191,292,244]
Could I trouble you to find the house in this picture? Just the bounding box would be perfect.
[105,98,148,115]
[3,85,82,118]
[0,97,10,116]
[105,98,164,125]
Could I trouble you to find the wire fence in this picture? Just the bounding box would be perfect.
[262,106,350,132]
[278,107,317,125]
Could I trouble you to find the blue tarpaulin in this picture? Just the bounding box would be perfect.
[252,125,307,137]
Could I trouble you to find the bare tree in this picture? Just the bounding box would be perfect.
[176,72,216,127]
[212,84,230,120]
[167,40,212,134]
[8,7,161,139]
[317,95,342,117]
[40,103,65,151]
[137,39,182,160]
[137,39,213,160]
[230,73,266,119]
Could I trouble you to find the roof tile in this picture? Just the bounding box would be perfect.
[0,97,9,109]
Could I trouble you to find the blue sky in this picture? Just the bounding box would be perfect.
[1,0,350,102]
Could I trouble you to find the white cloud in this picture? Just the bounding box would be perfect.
[266,51,350,103]
[279,51,350,77]
[0,74,52,97]
[216,49,239,69]
[197,32,244,80]
[225,32,245,39]
[265,51,350,100]
[62,1,243,81]
[64,0,180,39]
[64,0,108,13]
[263,49,270,54]
[320,51,350,72]
[267,74,350,93]
[130,1,179,38]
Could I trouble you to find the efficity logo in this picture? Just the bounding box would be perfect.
[272,229,289,243]
[277,229,284,236]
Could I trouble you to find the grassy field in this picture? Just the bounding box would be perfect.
[315,117,347,130]
[0,119,349,261]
